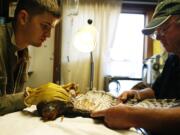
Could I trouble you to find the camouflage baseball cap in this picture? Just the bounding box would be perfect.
[142,0,180,35]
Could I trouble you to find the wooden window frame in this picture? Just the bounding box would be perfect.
[53,1,62,84]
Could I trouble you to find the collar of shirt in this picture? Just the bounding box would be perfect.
[7,23,21,56]
[11,33,18,56]
[11,32,16,47]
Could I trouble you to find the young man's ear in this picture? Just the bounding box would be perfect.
[18,10,29,25]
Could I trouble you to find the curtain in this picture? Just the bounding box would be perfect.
[61,0,122,92]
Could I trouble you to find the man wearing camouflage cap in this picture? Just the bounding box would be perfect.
[91,0,180,134]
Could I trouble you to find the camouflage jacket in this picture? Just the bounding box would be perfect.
[0,22,29,115]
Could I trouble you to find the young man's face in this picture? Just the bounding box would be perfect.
[23,12,59,47]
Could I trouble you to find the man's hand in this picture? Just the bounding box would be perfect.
[91,104,135,129]
[118,90,141,103]
[118,88,155,103]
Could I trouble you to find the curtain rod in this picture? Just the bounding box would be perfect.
[122,1,157,5]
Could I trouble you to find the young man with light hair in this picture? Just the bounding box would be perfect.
[91,0,180,134]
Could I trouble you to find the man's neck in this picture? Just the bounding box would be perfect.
[15,33,28,49]
[14,29,29,50]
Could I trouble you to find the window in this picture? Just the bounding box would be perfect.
[109,13,145,78]
[108,13,145,96]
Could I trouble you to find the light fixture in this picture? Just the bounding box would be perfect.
[73,19,98,90]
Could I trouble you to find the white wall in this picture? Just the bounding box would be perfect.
[25,29,55,88]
